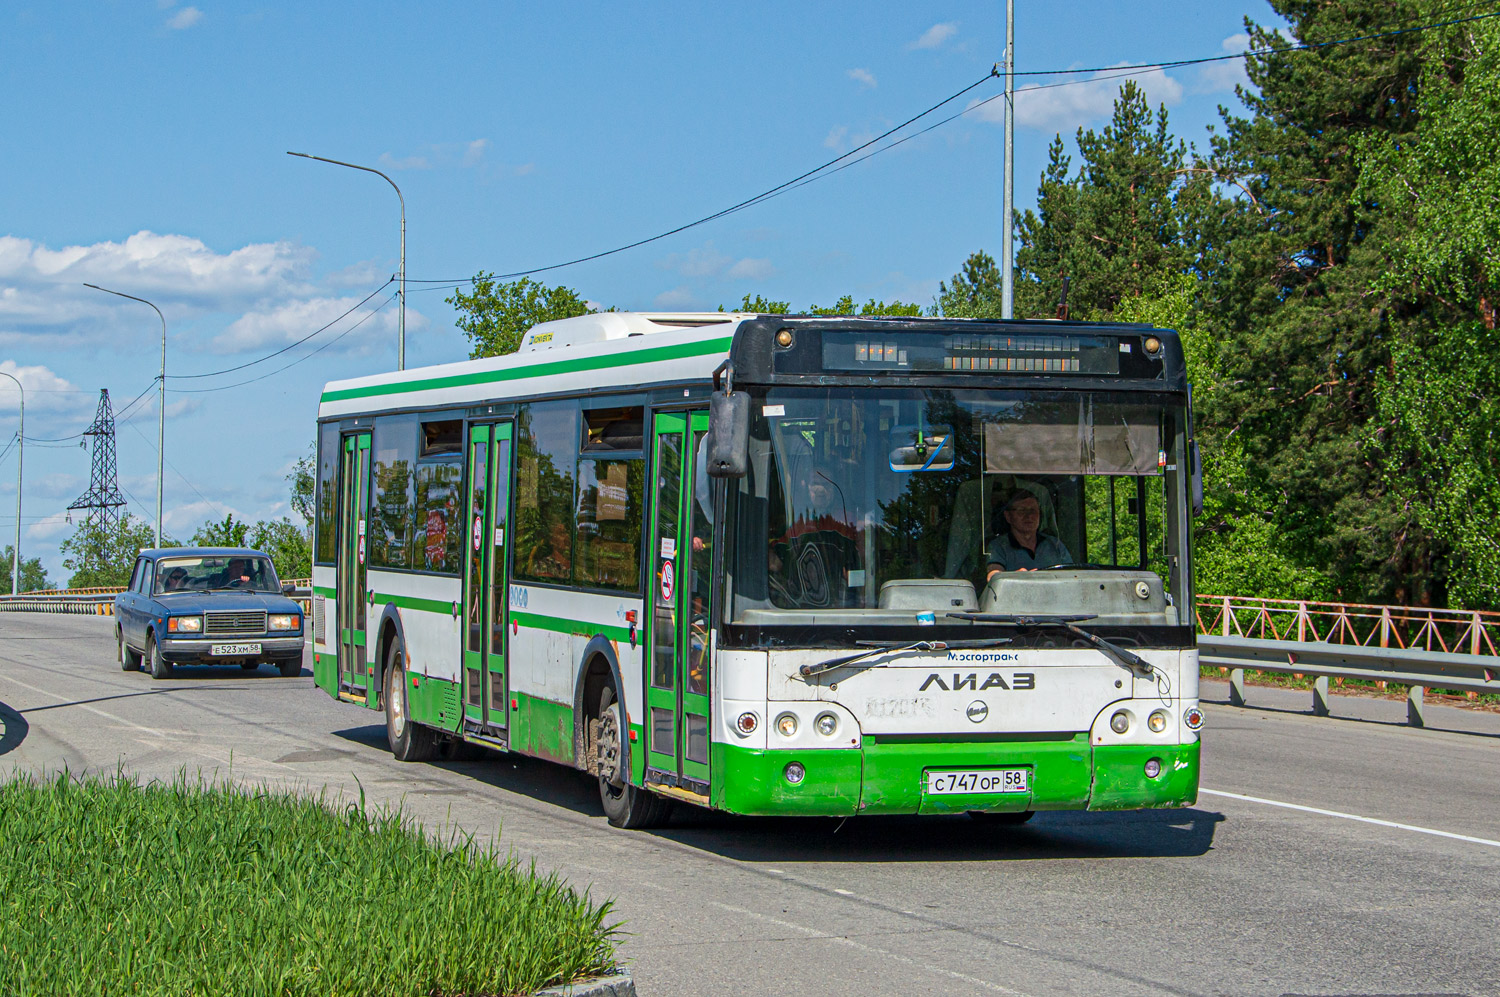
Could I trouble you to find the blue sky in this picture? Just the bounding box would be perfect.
[0,1,1282,582]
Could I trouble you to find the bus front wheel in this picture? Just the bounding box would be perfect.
[385,642,438,762]
[596,686,671,829]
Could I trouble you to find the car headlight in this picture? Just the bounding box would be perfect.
[268,614,299,631]
[168,616,202,633]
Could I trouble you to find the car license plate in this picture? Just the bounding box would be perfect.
[926,768,1029,795]
[211,642,262,656]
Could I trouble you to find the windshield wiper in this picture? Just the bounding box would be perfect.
[800,637,1013,679]
[946,612,1153,676]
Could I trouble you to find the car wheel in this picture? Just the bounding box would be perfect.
[596,685,671,829]
[147,633,172,681]
[278,659,302,678]
[385,642,437,762]
[968,810,1035,825]
[240,661,260,672]
[118,627,141,672]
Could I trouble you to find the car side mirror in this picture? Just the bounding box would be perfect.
[281,581,296,595]
[706,390,750,478]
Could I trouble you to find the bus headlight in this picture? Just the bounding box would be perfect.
[1183,707,1204,730]
[1144,758,1162,778]
[1109,710,1130,734]
[1147,710,1167,733]
[776,713,799,738]
[814,713,838,737]
[784,761,805,784]
[735,712,759,736]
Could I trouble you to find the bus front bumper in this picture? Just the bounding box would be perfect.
[712,736,1199,817]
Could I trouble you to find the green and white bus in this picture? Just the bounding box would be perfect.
[312,311,1204,827]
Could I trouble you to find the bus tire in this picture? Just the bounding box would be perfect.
[596,686,671,829]
[147,633,172,680]
[968,809,1035,825]
[118,627,141,672]
[385,642,437,762]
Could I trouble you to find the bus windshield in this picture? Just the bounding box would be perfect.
[728,387,1190,627]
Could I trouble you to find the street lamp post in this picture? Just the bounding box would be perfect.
[0,371,22,594]
[287,151,406,370]
[84,284,166,548]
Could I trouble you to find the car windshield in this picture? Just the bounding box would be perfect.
[727,387,1190,626]
[154,556,280,594]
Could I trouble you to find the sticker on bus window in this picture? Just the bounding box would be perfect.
[660,537,676,559]
[762,404,786,417]
[660,560,675,602]
[472,516,483,552]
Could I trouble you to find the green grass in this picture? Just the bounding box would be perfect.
[0,771,620,996]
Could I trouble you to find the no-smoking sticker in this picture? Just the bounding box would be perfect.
[659,559,675,602]
[472,515,483,552]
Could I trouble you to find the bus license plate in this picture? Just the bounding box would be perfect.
[211,642,262,656]
[926,769,1028,795]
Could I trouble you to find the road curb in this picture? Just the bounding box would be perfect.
[533,973,636,996]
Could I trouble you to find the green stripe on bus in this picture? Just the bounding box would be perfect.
[313,585,335,598]
[371,592,454,616]
[320,336,733,404]
[511,610,630,643]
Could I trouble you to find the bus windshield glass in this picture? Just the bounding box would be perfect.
[728,387,1189,627]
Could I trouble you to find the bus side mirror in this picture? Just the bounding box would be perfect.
[1190,440,1203,517]
[706,391,750,478]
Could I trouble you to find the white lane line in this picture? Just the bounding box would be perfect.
[0,671,172,739]
[1202,788,1500,849]
[712,901,1031,996]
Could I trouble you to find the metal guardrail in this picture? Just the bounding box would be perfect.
[1196,594,1500,657]
[1198,635,1500,728]
[0,585,313,617]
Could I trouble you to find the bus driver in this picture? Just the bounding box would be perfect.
[986,489,1072,579]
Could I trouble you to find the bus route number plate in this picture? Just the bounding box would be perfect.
[926,769,1028,795]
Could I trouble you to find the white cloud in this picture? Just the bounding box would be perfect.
[0,231,314,338]
[166,6,202,29]
[967,65,1185,133]
[653,286,697,309]
[514,163,535,176]
[658,244,732,279]
[210,294,416,355]
[909,22,958,50]
[462,139,490,167]
[727,258,774,281]
[24,518,72,542]
[824,125,849,150]
[1195,34,1251,94]
[0,361,92,415]
[847,68,877,89]
[377,153,431,171]
[165,499,244,536]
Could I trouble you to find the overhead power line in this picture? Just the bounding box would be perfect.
[403,8,1500,291]
[166,279,394,380]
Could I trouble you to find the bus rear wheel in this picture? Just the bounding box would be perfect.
[596,686,671,829]
[385,642,437,762]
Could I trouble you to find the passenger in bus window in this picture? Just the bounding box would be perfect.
[986,490,1072,578]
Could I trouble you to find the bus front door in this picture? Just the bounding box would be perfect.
[644,410,712,799]
[462,422,514,739]
[336,432,371,702]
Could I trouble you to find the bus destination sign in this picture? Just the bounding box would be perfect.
[821,331,1123,376]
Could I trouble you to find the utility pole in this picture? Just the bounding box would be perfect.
[0,371,22,594]
[1002,0,1015,320]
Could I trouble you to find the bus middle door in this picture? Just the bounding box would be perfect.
[336,432,371,703]
[644,410,712,800]
[463,422,514,740]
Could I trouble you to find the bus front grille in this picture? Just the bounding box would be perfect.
[205,611,267,637]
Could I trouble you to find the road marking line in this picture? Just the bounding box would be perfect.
[712,901,1031,996]
[1202,788,1500,849]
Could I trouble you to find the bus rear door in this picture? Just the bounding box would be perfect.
[336,432,371,703]
[462,422,514,740]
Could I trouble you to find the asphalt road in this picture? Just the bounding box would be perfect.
[2,612,1498,997]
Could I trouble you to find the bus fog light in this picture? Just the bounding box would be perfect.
[776,713,798,738]
[1183,707,1204,730]
[1147,710,1167,733]
[736,712,759,736]
[784,762,805,784]
[815,713,838,736]
[1109,710,1130,734]
[1144,758,1162,779]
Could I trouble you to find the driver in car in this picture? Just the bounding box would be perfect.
[986,489,1072,579]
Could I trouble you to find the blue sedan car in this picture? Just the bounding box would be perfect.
[113,547,305,679]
